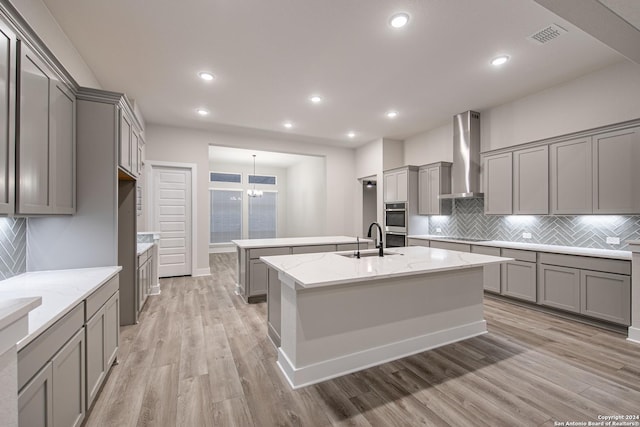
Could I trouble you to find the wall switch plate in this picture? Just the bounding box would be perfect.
[606,237,620,245]
[522,232,532,239]
[436,228,442,233]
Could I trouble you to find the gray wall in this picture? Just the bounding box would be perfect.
[428,198,640,250]
[0,218,26,280]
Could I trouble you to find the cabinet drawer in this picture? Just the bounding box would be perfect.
[85,275,119,321]
[249,247,291,259]
[429,241,471,252]
[408,238,429,247]
[538,252,630,275]
[337,243,359,251]
[501,248,537,263]
[18,303,84,390]
[291,244,337,254]
[471,245,500,256]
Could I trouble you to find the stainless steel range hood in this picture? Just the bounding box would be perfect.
[438,111,484,199]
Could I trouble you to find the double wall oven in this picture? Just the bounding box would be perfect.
[384,202,407,248]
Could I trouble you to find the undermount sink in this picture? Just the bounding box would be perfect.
[339,251,401,258]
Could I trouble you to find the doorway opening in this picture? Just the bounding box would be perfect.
[361,177,377,236]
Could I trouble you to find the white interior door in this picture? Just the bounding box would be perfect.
[153,166,192,277]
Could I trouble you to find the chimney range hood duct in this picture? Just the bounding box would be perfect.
[438,111,484,199]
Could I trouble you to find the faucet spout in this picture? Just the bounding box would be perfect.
[366,222,384,257]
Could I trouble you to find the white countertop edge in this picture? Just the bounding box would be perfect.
[232,236,373,249]
[0,267,122,350]
[0,297,42,331]
[137,242,154,255]
[408,235,632,260]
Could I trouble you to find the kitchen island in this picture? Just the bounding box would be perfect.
[261,245,510,388]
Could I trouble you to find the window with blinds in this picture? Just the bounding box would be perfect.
[248,191,277,239]
[210,190,242,243]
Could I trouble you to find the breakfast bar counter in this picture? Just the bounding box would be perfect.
[261,246,510,388]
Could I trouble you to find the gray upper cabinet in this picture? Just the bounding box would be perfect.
[0,19,16,214]
[513,145,548,215]
[384,169,408,202]
[592,126,640,214]
[118,106,143,179]
[119,111,132,174]
[17,42,76,215]
[550,137,593,214]
[418,162,452,215]
[483,152,512,215]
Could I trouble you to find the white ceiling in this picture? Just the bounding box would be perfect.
[209,146,318,168]
[42,0,627,147]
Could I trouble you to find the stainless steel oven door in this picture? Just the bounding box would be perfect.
[385,232,406,248]
[384,203,407,233]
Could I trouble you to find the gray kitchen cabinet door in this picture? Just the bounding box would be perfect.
[383,171,397,202]
[267,267,281,346]
[550,137,593,214]
[501,261,537,302]
[119,111,132,174]
[17,43,53,214]
[592,126,640,214]
[131,130,140,178]
[104,291,120,368]
[580,270,630,325]
[18,362,53,427]
[396,169,408,202]
[52,327,85,427]
[538,264,580,313]
[418,164,452,215]
[0,19,16,214]
[471,245,501,293]
[249,259,268,296]
[483,152,513,215]
[418,168,429,214]
[50,80,75,214]
[513,145,548,214]
[85,305,106,410]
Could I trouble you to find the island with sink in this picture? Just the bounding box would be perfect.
[261,245,511,389]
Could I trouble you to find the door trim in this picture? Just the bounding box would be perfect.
[146,161,206,277]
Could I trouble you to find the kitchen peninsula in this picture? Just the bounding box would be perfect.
[261,245,510,388]
[232,236,372,303]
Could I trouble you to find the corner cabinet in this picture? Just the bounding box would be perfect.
[418,162,452,215]
[16,42,76,215]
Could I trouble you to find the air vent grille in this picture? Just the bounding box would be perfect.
[528,24,568,44]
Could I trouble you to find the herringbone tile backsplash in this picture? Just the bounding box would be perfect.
[428,199,640,250]
[0,217,26,280]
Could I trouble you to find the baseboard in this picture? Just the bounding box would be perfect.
[277,320,487,389]
[149,282,161,296]
[192,268,211,277]
[628,326,640,344]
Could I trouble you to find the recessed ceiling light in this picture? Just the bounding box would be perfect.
[196,108,209,116]
[310,95,322,104]
[390,13,410,28]
[198,71,215,81]
[490,55,510,66]
[283,122,293,129]
[347,131,356,138]
[386,111,398,119]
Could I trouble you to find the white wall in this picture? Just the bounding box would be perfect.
[286,156,326,237]
[145,124,357,273]
[8,0,101,88]
[355,139,384,234]
[382,139,404,170]
[208,161,288,244]
[404,61,640,165]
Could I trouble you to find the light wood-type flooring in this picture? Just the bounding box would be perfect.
[84,253,640,426]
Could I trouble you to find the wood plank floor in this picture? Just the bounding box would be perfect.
[84,253,640,426]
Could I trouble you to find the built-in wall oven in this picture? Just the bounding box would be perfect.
[384,202,407,247]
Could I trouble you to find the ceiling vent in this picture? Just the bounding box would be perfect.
[528,24,568,44]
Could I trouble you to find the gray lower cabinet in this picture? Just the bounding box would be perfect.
[19,327,86,427]
[267,267,281,346]
[483,152,513,215]
[249,259,269,296]
[538,264,580,313]
[472,245,501,293]
[18,362,53,427]
[550,137,593,214]
[501,260,537,302]
[580,270,630,325]
[407,238,429,247]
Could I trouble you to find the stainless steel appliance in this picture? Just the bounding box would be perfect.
[385,232,407,248]
[384,202,407,233]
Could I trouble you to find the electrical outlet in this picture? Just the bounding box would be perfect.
[522,232,532,239]
[436,228,442,233]
[606,236,620,245]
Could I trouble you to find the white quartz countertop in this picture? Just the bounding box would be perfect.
[261,246,511,289]
[408,235,632,260]
[137,242,154,255]
[232,235,373,249]
[0,297,41,331]
[0,267,121,350]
